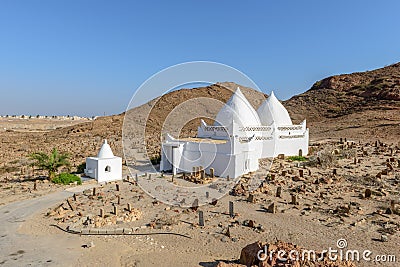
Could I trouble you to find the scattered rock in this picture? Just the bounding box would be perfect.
[82,241,95,248]
[380,234,388,242]
[364,188,372,198]
[239,241,263,266]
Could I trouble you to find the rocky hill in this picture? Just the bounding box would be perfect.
[284,63,400,119]
[284,63,400,141]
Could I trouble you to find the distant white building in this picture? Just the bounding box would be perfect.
[85,140,122,183]
[160,88,309,178]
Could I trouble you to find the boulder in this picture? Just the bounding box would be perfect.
[239,241,263,266]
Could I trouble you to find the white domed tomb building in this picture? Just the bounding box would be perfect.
[160,88,309,178]
[84,140,122,183]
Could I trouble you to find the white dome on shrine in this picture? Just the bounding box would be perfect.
[257,91,292,126]
[214,87,261,127]
[97,139,115,158]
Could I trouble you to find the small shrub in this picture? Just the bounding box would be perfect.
[306,150,337,168]
[150,154,161,165]
[287,156,308,162]
[52,173,81,185]
[76,162,86,173]
[265,174,273,181]
[340,148,356,159]
[0,165,19,175]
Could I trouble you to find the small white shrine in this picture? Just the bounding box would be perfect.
[160,88,309,178]
[84,140,122,183]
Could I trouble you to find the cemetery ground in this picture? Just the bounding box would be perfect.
[0,136,399,266]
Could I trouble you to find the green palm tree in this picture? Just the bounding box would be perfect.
[29,148,70,180]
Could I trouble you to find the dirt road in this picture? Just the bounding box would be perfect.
[0,185,96,267]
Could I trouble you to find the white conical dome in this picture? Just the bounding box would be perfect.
[97,139,115,158]
[214,87,261,127]
[257,91,292,126]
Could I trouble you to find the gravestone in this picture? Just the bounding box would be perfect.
[247,194,256,203]
[229,201,234,217]
[276,186,282,197]
[267,202,276,213]
[198,211,204,226]
[364,189,372,198]
[291,194,299,205]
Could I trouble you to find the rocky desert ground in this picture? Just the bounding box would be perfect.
[0,64,399,266]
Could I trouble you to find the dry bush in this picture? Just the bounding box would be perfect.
[306,150,337,168]
[340,148,357,159]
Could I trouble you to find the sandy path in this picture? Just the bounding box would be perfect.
[0,184,97,267]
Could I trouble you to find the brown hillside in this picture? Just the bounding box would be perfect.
[284,63,400,141]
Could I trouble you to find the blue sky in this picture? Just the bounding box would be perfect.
[1,1,399,117]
